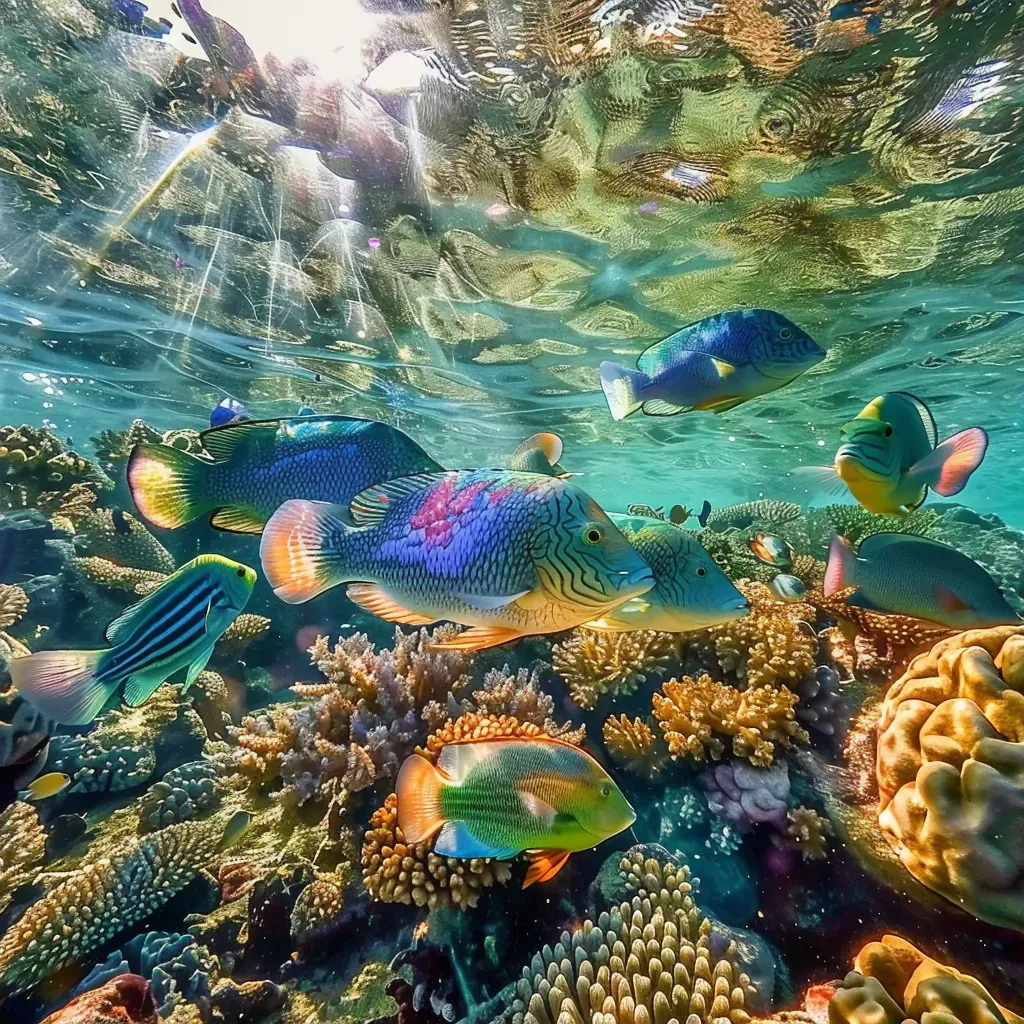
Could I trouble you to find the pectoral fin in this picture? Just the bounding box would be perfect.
[518,788,557,826]
[430,626,522,652]
[710,357,737,377]
[184,645,215,692]
[935,586,971,615]
[523,849,571,888]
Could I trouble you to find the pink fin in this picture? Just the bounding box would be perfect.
[824,535,855,598]
[523,849,571,888]
[935,586,971,615]
[911,427,988,497]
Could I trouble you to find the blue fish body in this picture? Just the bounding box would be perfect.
[600,309,824,420]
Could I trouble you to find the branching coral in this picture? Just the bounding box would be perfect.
[875,625,1024,931]
[652,675,808,768]
[829,934,1024,1024]
[0,813,244,993]
[554,628,673,709]
[417,711,585,764]
[784,807,832,862]
[361,793,512,910]
[511,848,754,1024]
[603,714,667,779]
[686,581,816,689]
[218,613,271,653]
[0,583,29,631]
[0,801,46,914]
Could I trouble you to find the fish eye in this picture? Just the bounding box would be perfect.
[583,526,603,545]
[600,784,611,797]
[696,567,707,577]
[779,327,792,340]
[236,568,246,578]
[884,425,893,437]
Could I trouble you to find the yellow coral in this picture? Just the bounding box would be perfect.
[512,849,754,1024]
[0,802,45,914]
[291,863,353,944]
[687,581,816,688]
[361,793,512,910]
[73,556,168,595]
[829,934,1024,1024]
[74,508,175,573]
[784,806,832,861]
[652,674,808,767]
[602,714,666,778]
[875,625,1024,931]
[553,628,673,709]
[0,583,29,631]
[218,613,271,652]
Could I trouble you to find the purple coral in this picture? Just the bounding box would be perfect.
[700,759,790,832]
[794,665,847,743]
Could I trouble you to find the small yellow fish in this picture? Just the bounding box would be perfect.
[22,772,71,800]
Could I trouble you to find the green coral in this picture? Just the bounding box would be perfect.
[705,500,803,531]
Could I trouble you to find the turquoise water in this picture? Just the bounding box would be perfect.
[2,0,1024,1021]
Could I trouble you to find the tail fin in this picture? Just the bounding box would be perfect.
[259,500,348,603]
[824,535,856,598]
[600,362,647,421]
[395,753,447,843]
[910,427,988,497]
[9,650,115,725]
[128,443,210,529]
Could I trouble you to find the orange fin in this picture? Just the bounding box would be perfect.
[523,849,571,888]
[935,586,970,614]
[395,754,446,843]
[693,395,743,412]
[430,626,522,652]
[346,584,436,625]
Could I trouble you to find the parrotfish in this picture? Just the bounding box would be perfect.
[599,309,824,420]
[395,737,635,887]
[584,514,748,632]
[770,574,808,603]
[804,392,988,514]
[128,415,443,534]
[259,470,654,652]
[825,533,1020,629]
[749,532,794,568]
[10,555,256,725]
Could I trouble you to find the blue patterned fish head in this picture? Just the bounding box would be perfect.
[745,310,825,380]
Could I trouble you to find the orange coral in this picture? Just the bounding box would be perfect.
[602,714,666,778]
[419,711,584,763]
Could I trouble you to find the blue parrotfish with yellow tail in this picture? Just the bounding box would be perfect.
[600,309,824,420]
[804,392,988,515]
[128,415,443,534]
[259,470,654,652]
[396,735,636,887]
[10,555,256,725]
[584,513,748,632]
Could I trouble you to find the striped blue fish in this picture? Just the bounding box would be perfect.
[10,555,256,725]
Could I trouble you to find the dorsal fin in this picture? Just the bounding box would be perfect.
[509,432,564,475]
[200,420,273,462]
[891,391,937,449]
[856,533,949,558]
[349,472,451,527]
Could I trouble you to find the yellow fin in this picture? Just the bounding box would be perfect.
[24,772,71,800]
[515,588,548,611]
[211,506,266,534]
[523,849,571,888]
[346,584,436,625]
[430,626,522,652]
[711,357,737,377]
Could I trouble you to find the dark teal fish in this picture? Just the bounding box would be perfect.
[10,555,256,725]
[128,415,443,534]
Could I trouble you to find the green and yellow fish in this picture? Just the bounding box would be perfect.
[259,470,654,652]
[10,555,256,725]
[804,392,988,515]
[396,736,635,887]
[128,415,443,534]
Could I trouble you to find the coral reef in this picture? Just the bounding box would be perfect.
[652,675,808,767]
[700,760,790,833]
[218,613,272,653]
[73,508,175,573]
[389,942,459,1024]
[511,848,754,1024]
[137,760,224,831]
[792,665,847,742]
[553,628,674,709]
[445,663,569,738]
[0,425,106,516]
[39,975,158,1024]
[603,714,667,779]
[0,812,243,993]
[706,501,803,531]
[72,556,168,595]
[361,792,512,910]
[829,934,1023,1024]
[685,582,816,689]
[783,807,832,862]
[210,978,286,1021]
[0,801,46,914]
[290,864,352,945]
[875,625,1024,932]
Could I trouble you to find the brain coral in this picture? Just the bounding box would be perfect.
[511,848,754,1024]
[876,625,1024,931]
[828,934,1023,1024]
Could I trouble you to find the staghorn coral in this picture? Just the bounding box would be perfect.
[290,863,352,945]
[706,501,803,531]
[686,581,816,689]
[0,801,46,914]
[361,793,512,910]
[783,807,832,862]
[218,613,271,653]
[0,812,243,993]
[829,934,1023,1024]
[875,625,1024,932]
[554,628,674,709]
[74,508,175,574]
[652,675,808,768]
[72,556,168,595]
[511,848,754,1024]
[603,714,667,779]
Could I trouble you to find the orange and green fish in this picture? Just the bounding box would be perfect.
[803,392,988,515]
[395,737,635,887]
[259,470,654,652]
[825,533,1020,629]
[10,555,256,725]
[128,415,443,534]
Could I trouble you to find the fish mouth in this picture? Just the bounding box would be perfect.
[835,449,886,482]
[723,597,749,616]
[616,567,655,596]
